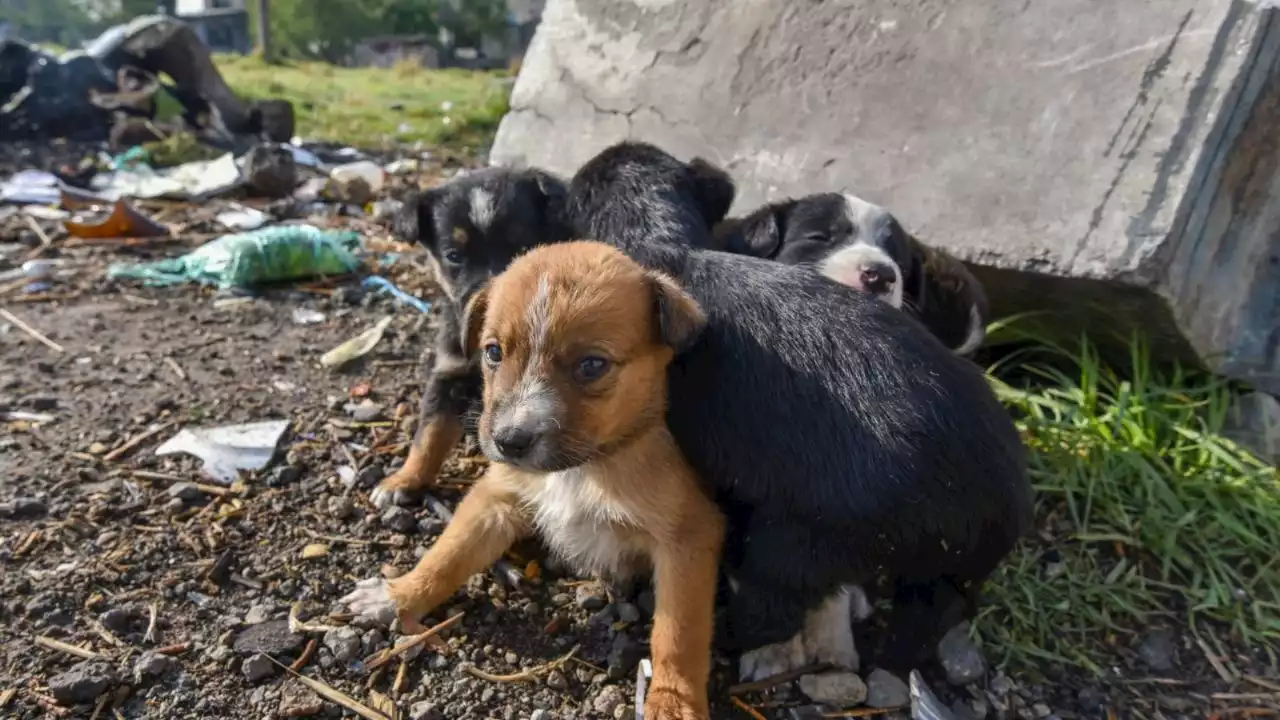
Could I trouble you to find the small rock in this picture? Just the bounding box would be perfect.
[48,661,116,704]
[989,674,1015,697]
[504,651,519,665]
[576,583,608,612]
[616,602,642,624]
[592,685,627,715]
[1223,392,1280,463]
[362,628,386,656]
[346,401,385,423]
[546,669,568,690]
[133,651,178,684]
[328,496,354,520]
[938,622,987,685]
[799,671,868,706]
[100,607,135,633]
[1032,704,1052,719]
[865,669,910,708]
[381,506,417,533]
[637,590,655,616]
[614,706,633,720]
[242,653,276,683]
[243,144,299,199]
[1136,628,1177,672]
[167,482,204,503]
[607,634,642,680]
[356,463,386,489]
[1,497,48,518]
[234,619,305,657]
[245,604,274,625]
[277,678,324,717]
[550,593,572,607]
[88,441,108,455]
[323,626,363,665]
[418,516,447,535]
[408,700,443,720]
[268,465,303,488]
[529,711,551,720]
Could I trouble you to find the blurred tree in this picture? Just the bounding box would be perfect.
[0,0,96,45]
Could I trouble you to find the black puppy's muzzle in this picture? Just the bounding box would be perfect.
[859,262,897,296]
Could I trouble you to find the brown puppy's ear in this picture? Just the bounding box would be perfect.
[687,156,737,227]
[722,200,793,259]
[392,188,439,246]
[647,271,707,354]
[460,286,490,357]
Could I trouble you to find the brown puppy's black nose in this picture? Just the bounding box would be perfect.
[493,426,536,458]
[860,262,896,295]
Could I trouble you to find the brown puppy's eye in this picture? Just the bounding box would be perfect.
[483,343,503,366]
[574,356,610,383]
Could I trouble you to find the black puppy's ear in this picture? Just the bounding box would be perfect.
[392,189,438,246]
[527,169,570,236]
[903,233,929,310]
[723,202,787,259]
[687,156,736,226]
[460,286,490,357]
[647,271,707,354]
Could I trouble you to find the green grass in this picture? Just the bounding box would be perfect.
[214,54,511,152]
[976,327,1280,675]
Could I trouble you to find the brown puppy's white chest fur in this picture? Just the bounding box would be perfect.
[520,465,650,578]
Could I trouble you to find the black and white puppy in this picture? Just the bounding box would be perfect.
[714,193,990,356]
[566,142,1032,678]
[369,167,573,509]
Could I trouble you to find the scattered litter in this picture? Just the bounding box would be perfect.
[634,658,652,720]
[909,670,959,720]
[64,199,169,239]
[107,225,361,289]
[320,316,393,369]
[0,259,66,283]
[293,177,329,203]
[286,145,322,168]
[362,276,431,313]
[383,159,418,176]
[3,411,56,424]
[0,170,61,205]
[154,419,291,485]
[292,308,328,325]
[90,153,242,201]
[215,205,271,232]
[327,161,386,205]
[20,205,70,221]
[110,146,151,171]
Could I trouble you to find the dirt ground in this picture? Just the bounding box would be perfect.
[1,146,1273,720]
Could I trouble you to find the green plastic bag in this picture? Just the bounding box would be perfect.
[108,224,362,289]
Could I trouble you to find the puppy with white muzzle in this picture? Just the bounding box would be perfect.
[345,240,725,720]
[715,193,990,356]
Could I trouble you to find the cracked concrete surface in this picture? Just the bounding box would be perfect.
[491,0,1280,393]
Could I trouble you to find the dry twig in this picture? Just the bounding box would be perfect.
[366,613,466,671]
[0,308,65,353]
[266,657,390,720]
[144,602,159,644]
[463,645,579,684]
[35,635,103,660]
[731,696,768,720]
[290,639,318,672]
[105,422,175,462]
[727,663,832,696]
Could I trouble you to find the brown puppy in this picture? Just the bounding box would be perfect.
[344,240,724,720]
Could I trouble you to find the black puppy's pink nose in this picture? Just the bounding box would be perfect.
[860,263,896,295]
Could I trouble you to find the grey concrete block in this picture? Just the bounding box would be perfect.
[491,0,1280,392]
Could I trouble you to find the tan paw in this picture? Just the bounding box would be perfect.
[643,687,708,720]
[369,468,428,509]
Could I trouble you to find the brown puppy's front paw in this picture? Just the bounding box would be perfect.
[369,468,428,509]
[644,687,708,720]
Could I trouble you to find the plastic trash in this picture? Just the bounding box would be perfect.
[215,205,270,232]
[328,160,386,204]
[0,170,60,205]
[320,316,392,369]
[291,307,326,325]
[0,259,66,282]
[64,199,168,239]
[90,152,242,200]
[106,224,361,289]
[110,145,151,171]
[362,275,431,313]
[154,419,291,485]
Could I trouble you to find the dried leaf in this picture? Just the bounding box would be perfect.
[301,543,330,559]
[524,559,542,581]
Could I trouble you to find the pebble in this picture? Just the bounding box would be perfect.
[133,651,178,684]
[100,607,134,633]
[1136,628,1177,672]
[546,669,568,691]
[550,593,573,607]
[277,678,324,717]
[989,674,1015,696]
[529,711,551,720]
[938,622,987,685]
[167,482,204,502]
[1032,703,1053,718]
[48,661,116,704]
[865,669,910,708]
[328,496,355,520]
[607,634,642,680]
[504,651,519,665]
[362,628,386,656]
[268,465,303,487]
[798,671,868,706]
[357,463,386,488]
[592,685,627,715]
[242,653,276,683]
[381,506,417,533]
[616,602,642,624]
[244,604,274,625]
[0,497,47,518]
[233,619,305,657]
[636,590,655,617]
[575,583,608,612]
[346,401,385,422]
[324,626,363,665]
[409,700,443,720]
[418,516,447,535]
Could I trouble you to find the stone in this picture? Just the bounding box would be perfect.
[233,619,305,657]
[48,661,116,705]
[492,0,1280,393]
[328,496,354,520]
[268,465,303,488]
[865,669,910,709]
[0,497,47,518]
[167,482,204,503]
[345,401,385,423]
[938,622,987,685]
[242,652,276,683]
[408,700,443,720]
[616,602,642,624]
[575,582,608,612]
[242,143,298,199]
[277,678,324,717]
[1224,392,1280,463]
[546,669,569,690]
[607,634,642,680]
[592,685,627,715]
[357,463,386,489]
[1136,628,1178,672]
[530,710,551,720]
[244,604,275,625]
[133,650,179,684]
[100,607,135,633]
[798,671,868,707]
[381,506,417,533]
[323,626,363,665]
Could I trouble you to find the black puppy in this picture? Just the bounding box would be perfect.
[566,142,1031,678]
[715,193,990,356]
[370,167,572,509]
